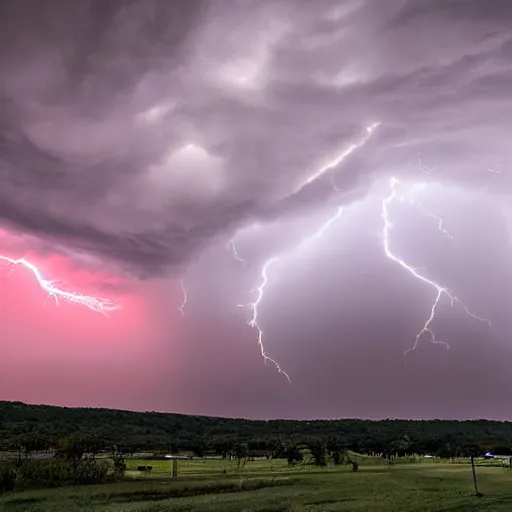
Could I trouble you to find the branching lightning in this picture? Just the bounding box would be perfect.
[398,183,456,241]
[239,123,379,380]
[243,256,290,381]
[240,205,344,382]
[0,255,118,315]
[380,177,492,359]
[415,202,456,241]
[175,121,492,380]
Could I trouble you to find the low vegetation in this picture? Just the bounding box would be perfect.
[2,401,512,510]
[2,458,512,511]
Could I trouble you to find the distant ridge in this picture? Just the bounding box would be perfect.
[1,401,511,455]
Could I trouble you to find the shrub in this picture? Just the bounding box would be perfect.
[0,461,16,492]
[0,458,115,491]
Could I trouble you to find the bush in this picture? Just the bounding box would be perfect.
[15,459,71,489]
[285,445,303,465]
[0,461,16,492]
[111,452,127,481]
[331,449,348,465]
[0,458,116,492]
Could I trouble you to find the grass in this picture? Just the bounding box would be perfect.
[1,457,512,511]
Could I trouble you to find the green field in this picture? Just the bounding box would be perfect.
[1,457,512,512]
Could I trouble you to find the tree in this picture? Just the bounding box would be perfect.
[309,439,327,467]
[327,438,347,465]
[15,434,50,460]
[284,444,303,465]
[212,438,235,459]
[189,436,209,458]
[269,438,286,460]
[234,442,249,471]
[390,435,411,457]
[109,447,126,481]
[55,436,90,478]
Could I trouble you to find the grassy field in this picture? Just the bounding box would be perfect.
[1,457,512,512]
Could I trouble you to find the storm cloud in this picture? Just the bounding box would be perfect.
[1,0,512,419]
[1,0,510,276]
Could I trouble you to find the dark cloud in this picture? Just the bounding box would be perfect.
[1,0,512,276]
[2,1,512,422]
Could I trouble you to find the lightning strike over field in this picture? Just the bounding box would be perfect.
[244,257,291,382]
[297,122,380,192]
[241,122,379,380]
[380,177,491,359]
[0,255,118,315]
[178,279,187,316]
[241,205,345,381]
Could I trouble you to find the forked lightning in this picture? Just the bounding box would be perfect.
[381,177,492,359]
[240,123,380,380]
[2,118,494,377]
[0,255,118,315]
[241,206,345,382]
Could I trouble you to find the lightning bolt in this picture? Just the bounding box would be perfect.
[243,257,289,381]
[178,279,187,316]
[0,255,118,315]
[380,177,491,359]
[399,184,456,241]
[296,122,380,191]
[416,202,456,241]
[231,241,246,266]
[241,206,344,382]
[240,122,379,380]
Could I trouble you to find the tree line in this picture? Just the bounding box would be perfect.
[2,401,512,458]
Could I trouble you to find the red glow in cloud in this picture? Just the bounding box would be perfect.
[0,228,121,310]
[0,231,156,366]
[0,252,119,315]
[0,231,188,410]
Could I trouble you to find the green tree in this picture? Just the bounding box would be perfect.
[16,434,50,459]
[309,439,327,467]
[109,448,126,481]
[234,442,249,471]
[285,444,303,465]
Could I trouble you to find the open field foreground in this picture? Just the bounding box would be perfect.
[1,459,512,512]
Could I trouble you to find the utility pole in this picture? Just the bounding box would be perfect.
[470,455,483,497]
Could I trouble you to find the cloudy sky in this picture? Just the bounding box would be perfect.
[1,0,512,420]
